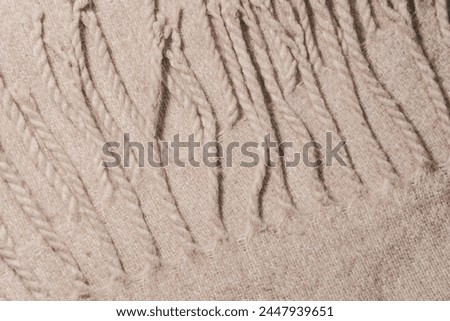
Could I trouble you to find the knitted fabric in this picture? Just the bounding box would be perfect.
[0,0,449,300]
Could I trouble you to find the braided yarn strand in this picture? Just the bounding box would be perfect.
[28,11,114,203]
[241,0,322,209]
[70,4,144,189]
[251,1,297,96]
[378,1,450,162]
[196,0,240,128]
[77,5,188,268]
[214,0,269,243]
[146,16,170,138]
[30,11,159,275]
[207,0,254,121]
[275,0,361,200]
[166,28,227,252]
[291,0,324,69]
[81,10,147,135]
[0,151,89,299]
[145,19,198,260]
[0,224,47,299]
[18,93,124,293]
[0,78,80,221]
[250,0,335,206]
[332,0,431,178]
[312,0,397,190]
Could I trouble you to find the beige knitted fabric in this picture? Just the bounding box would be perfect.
[0,0,449,300]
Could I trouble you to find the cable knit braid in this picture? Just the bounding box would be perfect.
[291,0,323,69]
[378,1,450,157]
[80,121,160,275]
[41,6,175,271]
[28,11,114,203]
[354,1,435,166]
[254,0,341,203]
[105,156,161,273]
[0,224,47,299]
[17,94,124,289]
[274,0,362,199]
[0,79,80,220]
[75,4,189,266]
[39,8,150,269]
[221,0,279,223]
[253,2,298,96]
[240,0,324,207]
[109,166,160,274]
[436,0,450,48]
[71,1,136,185]
[208,0,252,121]
[69,0,113,126]
[80,10,147,135]
[208,0,268,242]
[196,0,240,128]
[70,42,143,195]
[29,11,159,272]
[332,0,432,176]
[147,16,170,138]
[70,0,89,68]
[240,1,305,142]
[220,0,267,118]
[166,28,227,252]
[312,0,397,188]
[0,151,89,299]
[77,55,143,188]
[242,2,324,210]
[20,97,95,210]
[68,0,143,189]
[205,0,254,114]
[143,19,198,260]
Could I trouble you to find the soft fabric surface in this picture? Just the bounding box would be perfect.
[0,0,449,300]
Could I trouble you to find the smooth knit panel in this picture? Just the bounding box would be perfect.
[0,0,449,300]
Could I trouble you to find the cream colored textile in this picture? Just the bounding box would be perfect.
[0,0,449,300]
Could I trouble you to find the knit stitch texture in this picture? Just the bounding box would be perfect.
[0,0,449,300]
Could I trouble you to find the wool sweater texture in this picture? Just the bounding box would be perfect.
[0,0,449,300]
